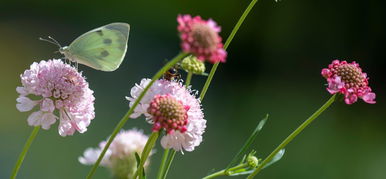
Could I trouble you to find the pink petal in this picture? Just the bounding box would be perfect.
[362,92,376,104]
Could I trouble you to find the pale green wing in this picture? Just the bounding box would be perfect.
[68,23,130,71]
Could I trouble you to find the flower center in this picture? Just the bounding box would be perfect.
[336,64,365,88]
[191,23,218,50]
[148,94,189,134]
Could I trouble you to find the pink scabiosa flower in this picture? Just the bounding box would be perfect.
[16,59,95,136]
[126,78,206,152]
[177,14,227,64]
[79,129,151,178]
[321,60,376,104]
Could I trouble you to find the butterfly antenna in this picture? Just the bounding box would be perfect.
[39,36,62,48]
[48,36,62,48]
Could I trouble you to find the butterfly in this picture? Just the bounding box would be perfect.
[41,22,130,71]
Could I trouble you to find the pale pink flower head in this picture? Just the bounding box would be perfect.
[16,59,95,136]
[79,129,151,178]
[321,60,376,104]
[177,14,227,64]
[126,78,206,152]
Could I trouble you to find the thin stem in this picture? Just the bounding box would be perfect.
[156,149,170,179]
[185,71,193,86]
[11,126,40,179]
[134,132,160,179]
[202,163,249,179]
[247,94,337,178]
[200,0,259,101]
[86,52,187,179]
[161,150,176,179]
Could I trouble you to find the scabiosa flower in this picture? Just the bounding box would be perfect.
[16,59,95,136]
[177,14,227,64]
[79,129,151,178]
[321,60,376,104]
[126,78,206,152]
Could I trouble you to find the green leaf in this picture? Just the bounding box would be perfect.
[226,114,269,169]
[135,152,141,167]
[262,149,285,169]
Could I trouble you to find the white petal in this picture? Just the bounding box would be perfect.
[16,96,38,112]
[27,111,44,127]
[16,87,28,96]
[78,148,101,165]
[41,113,57,130]
[58,117,75,137]
[40,98,55,112]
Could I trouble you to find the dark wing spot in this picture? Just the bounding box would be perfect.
[100,50,109,57]
[96,30,104,36]
[103,39,112,44]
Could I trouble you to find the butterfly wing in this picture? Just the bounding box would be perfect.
[68,23,130,71]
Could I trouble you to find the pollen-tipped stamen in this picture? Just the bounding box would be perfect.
[148,94,189,134]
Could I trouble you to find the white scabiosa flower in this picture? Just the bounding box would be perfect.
[16,59,95,136]
[79,129,150,178]
[126,78,206,152]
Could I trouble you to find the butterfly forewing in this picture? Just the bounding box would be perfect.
[68,23,130,71]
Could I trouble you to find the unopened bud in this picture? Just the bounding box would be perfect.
[181,55,206,74]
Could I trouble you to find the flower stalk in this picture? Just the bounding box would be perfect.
[247,94,337,178]
[11,126,40,179]
[200,0,259,101]
[133,131,160,179]
[202,163,249,179]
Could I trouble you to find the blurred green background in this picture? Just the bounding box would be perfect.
[1,0,385,178]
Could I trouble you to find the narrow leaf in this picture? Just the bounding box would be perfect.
[135,152,141,167]
[262,149,285,169]
[226,114,269,169]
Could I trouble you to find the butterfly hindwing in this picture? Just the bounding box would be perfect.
[68,23,130,71]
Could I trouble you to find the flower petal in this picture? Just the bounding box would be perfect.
[27,111,44,127]
[41,113,57,130]
[362,92,376,104]
[16,96,38,112]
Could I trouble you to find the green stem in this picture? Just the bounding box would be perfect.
[202,163,249,179]
[86,52,187,179]
[185,71,193,86]
[161,150,176,179]
[200,0,259,101]
[156,149,170,179]
[247,94,337,178]
[134,132,160,179]
[11,126,40,179]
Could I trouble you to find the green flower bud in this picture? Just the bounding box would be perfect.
[181,55,206,74]
[246,155,259,168]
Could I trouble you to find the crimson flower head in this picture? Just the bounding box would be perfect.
[177,14,227,64]
[321,60,376,104]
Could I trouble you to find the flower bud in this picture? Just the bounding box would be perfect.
[181,55,206,74]
[246,155,259,168]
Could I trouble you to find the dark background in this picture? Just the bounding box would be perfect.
[1,0,385,178]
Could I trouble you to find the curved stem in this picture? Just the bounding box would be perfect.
[161,150,176,179]
[247,94,337,178]
[11,126,40,179]
[202,163,249,179]
[200,0,259,101]
[156,149,170,179]
[86,52,187,179]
